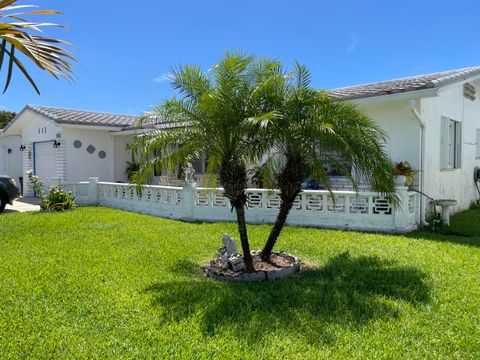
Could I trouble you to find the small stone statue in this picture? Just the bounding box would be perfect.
[219,248,230,270]
[222,233,237,256]
[217,233,245,272]
[185,162,195,184]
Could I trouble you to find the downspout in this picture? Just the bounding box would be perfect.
[409,99,427,225]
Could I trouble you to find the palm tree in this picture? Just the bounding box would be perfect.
[129,52,281,272]
[260,63,396,261]
[0,0,75,94]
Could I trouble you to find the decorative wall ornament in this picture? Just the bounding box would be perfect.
[73,140,82,149]
[98,151,106,159]
[86,145,95,154]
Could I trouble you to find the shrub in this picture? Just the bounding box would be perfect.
[26,170,75,211]
[26,169,45,199]
[125,161,139,182]
[43,185,75,211]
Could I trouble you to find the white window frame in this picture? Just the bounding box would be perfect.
[440,116,462,170]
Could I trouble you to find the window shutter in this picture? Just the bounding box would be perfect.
[440,116,449,169]
[455,122,462,168]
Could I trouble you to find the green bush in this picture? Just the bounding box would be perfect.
[42,185,75,211]
[26,170,75,211]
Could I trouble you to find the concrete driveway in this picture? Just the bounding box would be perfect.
[4,197,40,213]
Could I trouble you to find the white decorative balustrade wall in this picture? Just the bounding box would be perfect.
[61,177,420,233]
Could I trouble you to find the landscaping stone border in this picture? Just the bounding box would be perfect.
[205,251,301,282]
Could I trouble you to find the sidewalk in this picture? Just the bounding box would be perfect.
[4,197,40,213]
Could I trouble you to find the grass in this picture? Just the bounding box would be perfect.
[0,207,479,359]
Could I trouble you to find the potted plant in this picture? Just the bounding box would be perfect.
[393,161,417,187]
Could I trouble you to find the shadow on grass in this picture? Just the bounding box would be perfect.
[167,259,205,277]
[406,229,480,248]
[145,252,431,344]
[405,207,480,247]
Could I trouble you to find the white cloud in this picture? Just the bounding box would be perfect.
[153,73,171,83]
[346,33,359,55]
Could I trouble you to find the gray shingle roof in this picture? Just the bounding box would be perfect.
[17,67,480,132]
[330,66,480,100]
[26,105,138,128]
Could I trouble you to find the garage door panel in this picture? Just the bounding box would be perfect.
[35,142,57,185]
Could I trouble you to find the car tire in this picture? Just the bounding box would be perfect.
[0,192,6,213]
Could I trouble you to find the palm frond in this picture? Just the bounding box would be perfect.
[0,0,75,94]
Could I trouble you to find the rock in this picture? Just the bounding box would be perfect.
[228,254,245,272]
[234,271,266,282]
[266,267,295,280]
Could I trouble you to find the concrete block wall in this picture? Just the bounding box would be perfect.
[22,143,34,196]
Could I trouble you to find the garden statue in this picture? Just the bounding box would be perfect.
[185,162,195,184]
[218,234,245,272]
[219,248,230,269]
[222,233,237,256]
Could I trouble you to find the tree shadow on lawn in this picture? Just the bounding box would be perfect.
[145,252,432,345]
[404,207,480,248]
[405,230,480,248]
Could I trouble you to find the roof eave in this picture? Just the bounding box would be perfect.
[60,123,128,131]
[347,87,439,106]
[430,71,480,88]
[3,106,56,135]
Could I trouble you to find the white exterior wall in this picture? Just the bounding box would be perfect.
[0,135,22,183]
[22,143,34,195]
[421,80,480,213]
[113,134,133,182]
[359,101,421,169]
[21,112,61,144]
[20,111,63,195]
[63,127,114,182]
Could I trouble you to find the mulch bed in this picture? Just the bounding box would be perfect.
[206,251,300,281]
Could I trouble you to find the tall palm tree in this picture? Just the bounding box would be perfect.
[260,63,396,261]
[129,52,281,272]
[0,0,75,94]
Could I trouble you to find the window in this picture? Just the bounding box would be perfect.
[441,116,462,169]
[476,129,480,159]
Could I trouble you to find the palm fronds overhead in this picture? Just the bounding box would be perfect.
[0,0,75,94]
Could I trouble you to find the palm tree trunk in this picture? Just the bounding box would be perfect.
[261,152,305,261]
[234,203,255,272]
[261,197,295,261]
[219,159,254,272]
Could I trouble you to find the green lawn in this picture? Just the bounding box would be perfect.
[0,207,479,359]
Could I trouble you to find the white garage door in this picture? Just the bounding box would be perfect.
[35,142,57,186]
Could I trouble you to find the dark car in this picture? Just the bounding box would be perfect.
[0,175,20,213]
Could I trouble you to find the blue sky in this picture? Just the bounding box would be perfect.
[1,0,480,115]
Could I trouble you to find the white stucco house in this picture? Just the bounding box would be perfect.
[1,66,480,225]
[0,129,22,185]
[330,66,480,222]
[1,105,139,195]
